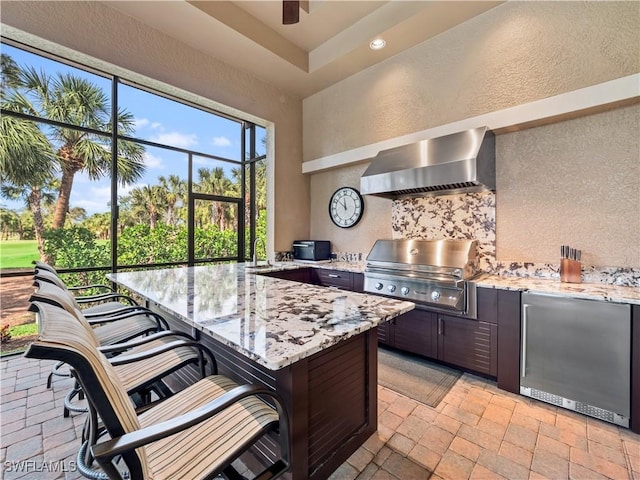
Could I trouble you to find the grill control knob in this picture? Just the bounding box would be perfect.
[401,287,410,296]
[387,285,397,293]
[374,282,383,291]
[431,291,441,301]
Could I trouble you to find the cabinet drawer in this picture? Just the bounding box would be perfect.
[313,269,353,289]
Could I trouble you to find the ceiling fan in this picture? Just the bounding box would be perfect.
[282,0,300,24]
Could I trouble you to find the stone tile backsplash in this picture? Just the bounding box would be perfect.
[391,191,638,287]
[392,192,496,272]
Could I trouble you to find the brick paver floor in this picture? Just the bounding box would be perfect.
[2,354,639,479]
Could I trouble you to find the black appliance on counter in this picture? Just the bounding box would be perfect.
[364,238,480,318]
[292,240,331,261]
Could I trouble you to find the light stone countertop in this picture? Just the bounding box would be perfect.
[107,264,414,370]
[250,261,640,304]
[475,274,640,305]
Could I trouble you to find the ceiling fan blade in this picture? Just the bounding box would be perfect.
[283,0,300,25]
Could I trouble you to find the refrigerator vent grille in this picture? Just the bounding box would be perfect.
[575,403,614,423]
[527,388,563,406]
[520,386,629,428]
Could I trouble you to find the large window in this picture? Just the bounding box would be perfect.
[1,40,266,271]
[0,40,268,348]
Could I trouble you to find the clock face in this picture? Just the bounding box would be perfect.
[329,187,364,228]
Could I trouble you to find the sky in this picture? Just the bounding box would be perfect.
[1,42,265,216]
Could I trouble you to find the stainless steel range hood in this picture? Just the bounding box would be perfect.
[360,126,495,198]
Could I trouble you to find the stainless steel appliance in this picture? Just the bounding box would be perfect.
[292,240,331,261]
[363,238,480,318]
[520,292,631,427]
[360,126,495,198]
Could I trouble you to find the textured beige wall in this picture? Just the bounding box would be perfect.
[1,1,308,254]
[310,163,392,255]
[306,1,640,266]
[496,104,640,267]
[303,1,639,161]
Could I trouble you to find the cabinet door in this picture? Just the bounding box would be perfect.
[393,310,437,358]
[377,321,391,346]
[352,273,364,293]
[477,287,498,324]
[496,289,521,393]
[437,315,497,376]
[263,268,311,283]
[312,269,353,290]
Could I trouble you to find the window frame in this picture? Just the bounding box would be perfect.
[0,38,266,276]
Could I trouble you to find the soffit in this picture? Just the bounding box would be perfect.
[105,0,504,98]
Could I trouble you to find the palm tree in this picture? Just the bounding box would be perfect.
[1,54,22,92]
[129,185,166,229]
[1,84,58,259]
[0,181,56,259]
[195,167,235,231]
[82,211,111,240]
[158,174,186,226]
[0,208,19,240]
[15,66,146,229]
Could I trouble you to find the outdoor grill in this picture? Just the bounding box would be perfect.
[363,238,480,318]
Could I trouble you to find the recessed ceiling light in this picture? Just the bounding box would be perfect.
[369,38,386,50]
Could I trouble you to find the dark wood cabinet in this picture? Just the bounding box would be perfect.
[477,287,498,324]
[352,272,364,293]
[436,314,497,376]
[378,310,437,358]
[262,267,361,292]
[394,310,437,358]
[631,304,639,434]
[311,268,354,290]
[379,287,499,377]
[377,321,391,345]
[262,267,311,283]
[496,289,521,394]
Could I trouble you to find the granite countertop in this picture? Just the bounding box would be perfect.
[107,264,413,370]
[248,260,365,273]
[476,274,640,305]
[250,261,639,304]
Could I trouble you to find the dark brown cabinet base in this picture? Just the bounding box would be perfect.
[156,307,379,480]
[379,287,498,377]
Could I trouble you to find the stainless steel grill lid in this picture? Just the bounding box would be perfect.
[364,238,480,316]
[366,239,478,278]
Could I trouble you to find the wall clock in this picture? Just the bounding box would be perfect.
[329,187,364,228]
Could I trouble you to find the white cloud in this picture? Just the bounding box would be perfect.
[133,118,150,129]
[211,136,232,147]
[72,185,111,215]
[150,131,198,148]
[73,198,108,215]
[143,152,164,169]
[150,122,162,130]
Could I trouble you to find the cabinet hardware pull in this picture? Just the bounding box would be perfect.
[521,304,529,378]
[438,317,443,335]
[328,274,340,278]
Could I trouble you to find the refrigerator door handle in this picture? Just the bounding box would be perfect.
[521,304,529,378]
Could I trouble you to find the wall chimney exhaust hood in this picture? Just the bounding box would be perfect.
[360,126,495,198]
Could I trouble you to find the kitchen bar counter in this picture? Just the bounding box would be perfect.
[108,263,412,370]
[108,263,414,480]
[476,274,640,305]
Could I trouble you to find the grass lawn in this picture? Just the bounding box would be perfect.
[0,240,39,269]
